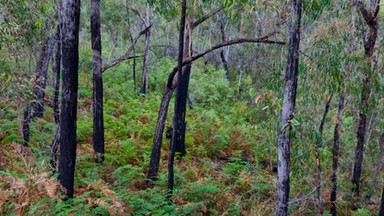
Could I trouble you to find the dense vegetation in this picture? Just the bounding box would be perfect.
[1,0,384,215]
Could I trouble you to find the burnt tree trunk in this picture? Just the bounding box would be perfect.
[140,6,151,94]
[316,92,333,215]
[275,0,302,215]
[22,103,31,147]
[50,24,62,170]
[168,0,187,193]
[91,0,104,163]
[352,0,380,197]
[31,36,54,119]
[219,17,230,81]
[58,0,80,199]
[148,86,175,181]
[330,90,345,216]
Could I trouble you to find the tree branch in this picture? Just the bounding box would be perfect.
[167,36,286,88]
[357,1,372,23]
[102,24,152,73]
[192,6,224,29]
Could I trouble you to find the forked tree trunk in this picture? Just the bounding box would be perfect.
[275,0,302,215]
[91,0,105,163]
[352,0,380,197]
[58,0,80,198]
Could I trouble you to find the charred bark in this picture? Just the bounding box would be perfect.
[168,0,187,194]
[50,24,61,170]
[31,37,54,119]
[91,0,104,163]
[275,0,302,215]
[148,86,175,181]
[22,103,31,147]
[58,0,80,199]
[316,92,333,215]
[330,90,345,216]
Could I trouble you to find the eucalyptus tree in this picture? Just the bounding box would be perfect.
[58,0,81,198]
[91,0,104,163]
[147,0,287,181]
[351,0,380,197]
[275,0,302,214]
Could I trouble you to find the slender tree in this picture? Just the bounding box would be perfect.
[316,92,333,215]
[168,0,187,193]
[91,0,104,162]
[140,5,151,94]
[275,0,302,215]
[330,2,355,214]
[351,0,380,197]
[58,0,80,198]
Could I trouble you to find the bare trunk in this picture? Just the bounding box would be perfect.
[91,0,104,162]
[31,36,54,119]
[140,6,151,94]
[147,86,175,181]
[168,0,187,194]
[59,0,80,199]
[219,17,230,80]
[352,0,380,197]
[275,0,302,215]
[330,90,345,216]
[316,92,333,215]
[50,24,61,170]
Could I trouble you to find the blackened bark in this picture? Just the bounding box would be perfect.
[379,183,384,216]
[148,86,175,181]
[22,103,31,147]
[58,0,80,199]
[330,90,345,216]
[91,0,104,163]
[316,92,333,215]
[352,0,380,197]
[168,0,187,193]
[275,0,302,215]
[31,37,53,119]
[53,25,61,125]
[50,25,61,170]
[140,6,151,94]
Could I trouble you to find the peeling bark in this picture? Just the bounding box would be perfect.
[275,0,302,215]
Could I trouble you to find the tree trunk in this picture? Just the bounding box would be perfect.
[330,90,345,216]
[58,0,80,199]
[316,92,333,215]
[168,0,187,194]
[22,103,31,147]
[352,0,380,197]
[31,36,54,119]
[379,184,384,216]
[219,17,230,81]
[275,0,302,215]
[148,86,175,181]
[140,6,151,94]
[50,24,61,170]
[91,0,104,163]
